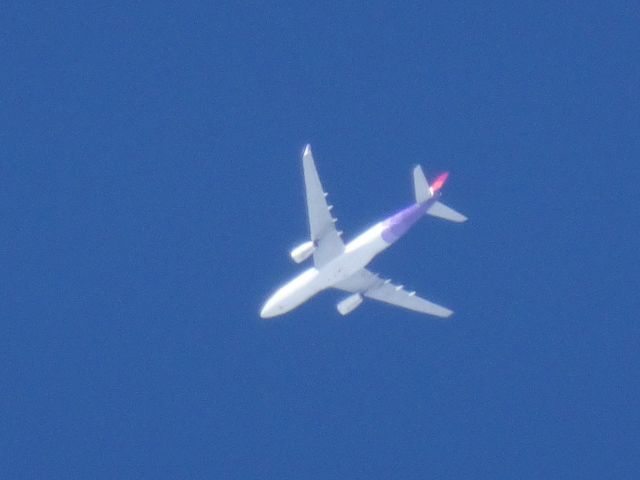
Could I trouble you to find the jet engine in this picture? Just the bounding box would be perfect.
[337,293,363,315]
[290,241,315,263]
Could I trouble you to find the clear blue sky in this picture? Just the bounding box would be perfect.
[3,2,639,478]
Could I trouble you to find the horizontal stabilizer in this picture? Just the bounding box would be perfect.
[427,201,467,223]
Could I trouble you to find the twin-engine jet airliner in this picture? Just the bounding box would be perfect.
[260,145,467,319]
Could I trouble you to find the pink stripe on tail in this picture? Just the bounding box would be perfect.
[431,172,449,193]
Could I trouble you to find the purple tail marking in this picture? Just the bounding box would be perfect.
[381,197,437,244]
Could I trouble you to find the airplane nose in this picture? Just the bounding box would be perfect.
[260,299,278,318]
[260,288,289,318]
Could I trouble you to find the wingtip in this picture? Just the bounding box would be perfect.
[303,144,312,156]
[436,309,454,319]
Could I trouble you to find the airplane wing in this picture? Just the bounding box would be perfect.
[334,269,453,318]
[426,201,468,223]
[302,145,345,268]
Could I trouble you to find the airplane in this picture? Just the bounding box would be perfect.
[260,145,467,319]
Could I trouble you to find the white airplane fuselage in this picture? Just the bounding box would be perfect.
[260,222,390,318]
[260,193,439,318]
[260,144,466,319]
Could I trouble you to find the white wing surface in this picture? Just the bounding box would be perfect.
[302,145,345,267]
[334,269,453,318]
[426,201,468,223]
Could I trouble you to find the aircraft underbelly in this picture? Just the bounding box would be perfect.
[260,145,466,319]
[318,230,388,286]
[271,232,387,314]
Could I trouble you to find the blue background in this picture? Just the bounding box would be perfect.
[3,2,639,478]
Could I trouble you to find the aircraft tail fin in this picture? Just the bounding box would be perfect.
[413,166,450,202]
[414,166,466,222]
[413,166,432,203]
[426,201,468,223]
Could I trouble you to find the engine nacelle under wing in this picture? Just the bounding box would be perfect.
[337,293,363,315]
[290,241,315,263]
